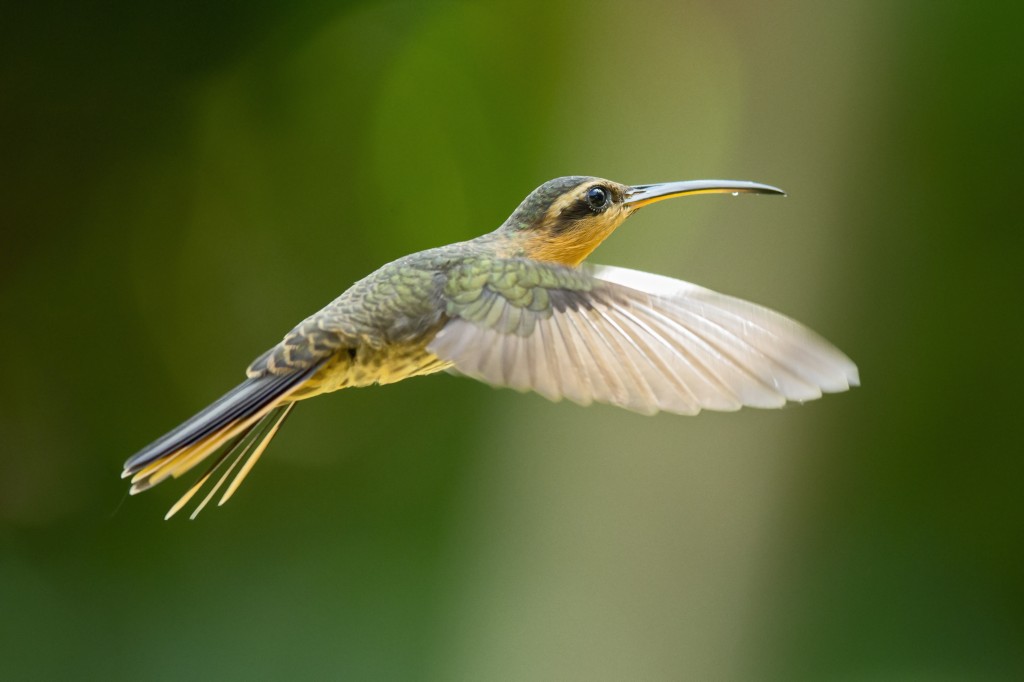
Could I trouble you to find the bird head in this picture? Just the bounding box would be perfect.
[500,175,784,266]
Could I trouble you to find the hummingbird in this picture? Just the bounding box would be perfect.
[123,176,859,519]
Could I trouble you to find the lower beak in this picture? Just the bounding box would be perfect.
[624,180,785,209]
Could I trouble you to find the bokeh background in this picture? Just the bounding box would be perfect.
[2,1,1022,679]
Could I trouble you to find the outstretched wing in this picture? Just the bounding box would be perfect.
[428,261,858,415]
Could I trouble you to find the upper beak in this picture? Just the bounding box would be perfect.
[624,180,785,209]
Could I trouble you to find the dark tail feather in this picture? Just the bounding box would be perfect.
[123,366,318,517]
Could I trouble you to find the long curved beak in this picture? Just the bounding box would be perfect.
[624,180,785,209]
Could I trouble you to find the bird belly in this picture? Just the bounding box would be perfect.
[292,344,452,399]
[357,344,453,387]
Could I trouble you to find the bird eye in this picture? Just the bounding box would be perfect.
[586,186,610,210]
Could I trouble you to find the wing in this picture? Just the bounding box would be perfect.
[427,261,858,415]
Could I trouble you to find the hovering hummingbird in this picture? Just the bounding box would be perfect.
[124,176,858,519]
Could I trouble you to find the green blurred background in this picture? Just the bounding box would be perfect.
[2,1,1022,679]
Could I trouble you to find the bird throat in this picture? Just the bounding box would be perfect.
[519,210,629,266]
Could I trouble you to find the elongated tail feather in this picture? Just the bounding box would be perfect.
[123,366,318,517]
[162,404,295,520]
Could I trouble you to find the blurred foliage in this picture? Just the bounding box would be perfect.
[1,1,1022,679]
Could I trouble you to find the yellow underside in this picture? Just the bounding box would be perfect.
[291,345,452,399]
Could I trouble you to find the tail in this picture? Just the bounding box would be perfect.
[123,366,319,519]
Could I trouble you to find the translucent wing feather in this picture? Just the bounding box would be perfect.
[428,263,857,415]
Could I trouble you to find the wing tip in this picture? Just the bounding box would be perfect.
[846,364,861,388]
